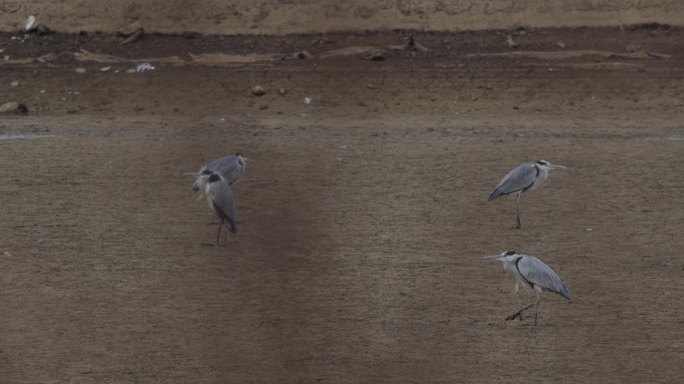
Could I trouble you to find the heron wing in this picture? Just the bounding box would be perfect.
[208,175,237,233]
[488,162,538,200]
[517,255,571,300]
[208,155,244,185]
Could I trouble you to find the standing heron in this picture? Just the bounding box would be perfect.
[488,160,566,229]
[205,172,237,245]
[485,251,571,324]
[190,152,247,196]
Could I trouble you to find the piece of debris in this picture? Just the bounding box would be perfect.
[118,22,143,45]
[125,68,136,73]
[25,16,35,31]
[120,29,143,45]
[135,63,155,72]
[625,44,641,53]
[34,24,51,35]
[10,81,19,87]
[0,101,28,115]
[25,16,51,35]
[389,35,430,52]
[294,50,314,59]
[75,67,86,74]
[557,42,566,49]
[3,55,9,61]
[363,50,386,61]
[181,31,199,39]
[118,22,143,37]
[505,35,519,48]
[100,66,111,72]
[251,85,265,96]
[304,97,312,104]
[277,88,287,95]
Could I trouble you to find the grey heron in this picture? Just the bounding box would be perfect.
[485,251,571,324]
[488,160,565,229]
[189,152,247,196]
[205,172,237,245]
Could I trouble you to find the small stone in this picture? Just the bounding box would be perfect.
[277,88,287,95]
[557,42,566,49]
[294,50,314,59]
[39,89,46,93]
[35,24,51,35]
[75,68,86,74]
[364,51,386,61]
[0,101,28,115]
[10,81,19,87]
[0,101,18,113]
[252,85,265,96]
[100,66,111,72]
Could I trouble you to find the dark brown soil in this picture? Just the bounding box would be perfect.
[1,27,684,383]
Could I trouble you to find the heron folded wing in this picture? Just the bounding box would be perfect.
[488,162,537,200]
[516,255,571,300]
[208,155,245,185]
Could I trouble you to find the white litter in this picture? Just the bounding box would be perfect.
[304,97,312,104]
[26,16,35,31]
[136,63,155,72]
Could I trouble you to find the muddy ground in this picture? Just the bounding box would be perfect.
[1,26,684,383]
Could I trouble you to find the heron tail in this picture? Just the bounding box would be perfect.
[228,218,237,234]
[487,189,502,201]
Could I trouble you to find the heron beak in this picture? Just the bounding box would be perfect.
[550,163,567,169]
[483,255,500,260]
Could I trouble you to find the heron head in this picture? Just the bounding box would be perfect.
[484,250,519,261]
[536,160,566,170]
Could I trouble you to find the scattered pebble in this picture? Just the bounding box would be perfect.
[75,68,86,74]
[304,97,312,104]
[100,66,111,72]
[251,85,265,96]
[294,50,314,59]
[364,51,386,61]
[0,101,19,113]
[39,89,46,93]
[505,35,519,48]
[10,81,19,87]
[0,101,28,115]
[277,88,287,95]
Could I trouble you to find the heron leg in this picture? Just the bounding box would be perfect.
[533,291,541,325]
[216,219,223,246]
[505,303,534,321]
[223,222,228,246]
[515,194,522,229]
